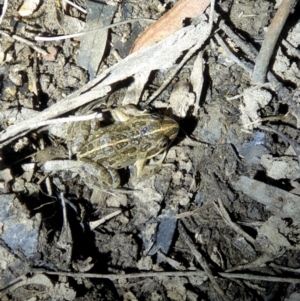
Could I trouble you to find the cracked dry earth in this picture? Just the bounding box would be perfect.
[1,0,300,300]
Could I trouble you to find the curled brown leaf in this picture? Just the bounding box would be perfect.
[130,0,211,53]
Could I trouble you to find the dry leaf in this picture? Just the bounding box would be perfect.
[130,0,210,53]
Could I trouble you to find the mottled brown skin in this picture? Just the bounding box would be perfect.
[67,105,179,188]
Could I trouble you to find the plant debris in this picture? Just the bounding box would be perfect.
[1,0,300,300]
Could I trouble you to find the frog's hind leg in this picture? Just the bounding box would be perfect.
[80,158,121,188]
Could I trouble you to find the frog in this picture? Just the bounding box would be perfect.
[63,105,179,189]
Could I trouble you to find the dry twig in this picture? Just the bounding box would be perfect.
[214,33,253,74]
[89,210,123,230]
[0,0,8,24]
[0,30,48,55]
[252,0,298,84]
[30,270,206,280]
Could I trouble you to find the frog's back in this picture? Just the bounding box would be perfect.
[78,114,178,170]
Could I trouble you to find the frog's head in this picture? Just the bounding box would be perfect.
[161,116,179,144]
[144,115,179,159]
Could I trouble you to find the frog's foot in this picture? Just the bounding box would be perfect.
[134,151,167,179]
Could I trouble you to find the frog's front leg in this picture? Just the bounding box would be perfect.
[80,158,120,188]
[134,151,167,179]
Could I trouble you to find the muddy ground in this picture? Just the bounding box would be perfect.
[1,0,300,300]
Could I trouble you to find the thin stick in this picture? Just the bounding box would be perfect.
[0,0,8,24]
[35,112,103,128]
[63,0,87,13]
[252,0,298,84]
[89,210,122,230]
[219,19,257,61]
[258,124,300,167]
[28,269,300,284]
[31,270,206,280]
[219,272,300,284]
[35,19,154,41]
[269,263,300,273]
[175,203,214,219]
[0,30,48,55]
[244,112,289,126]
[215,33,253,74]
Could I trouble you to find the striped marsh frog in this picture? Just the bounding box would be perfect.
[66,105,179,188]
